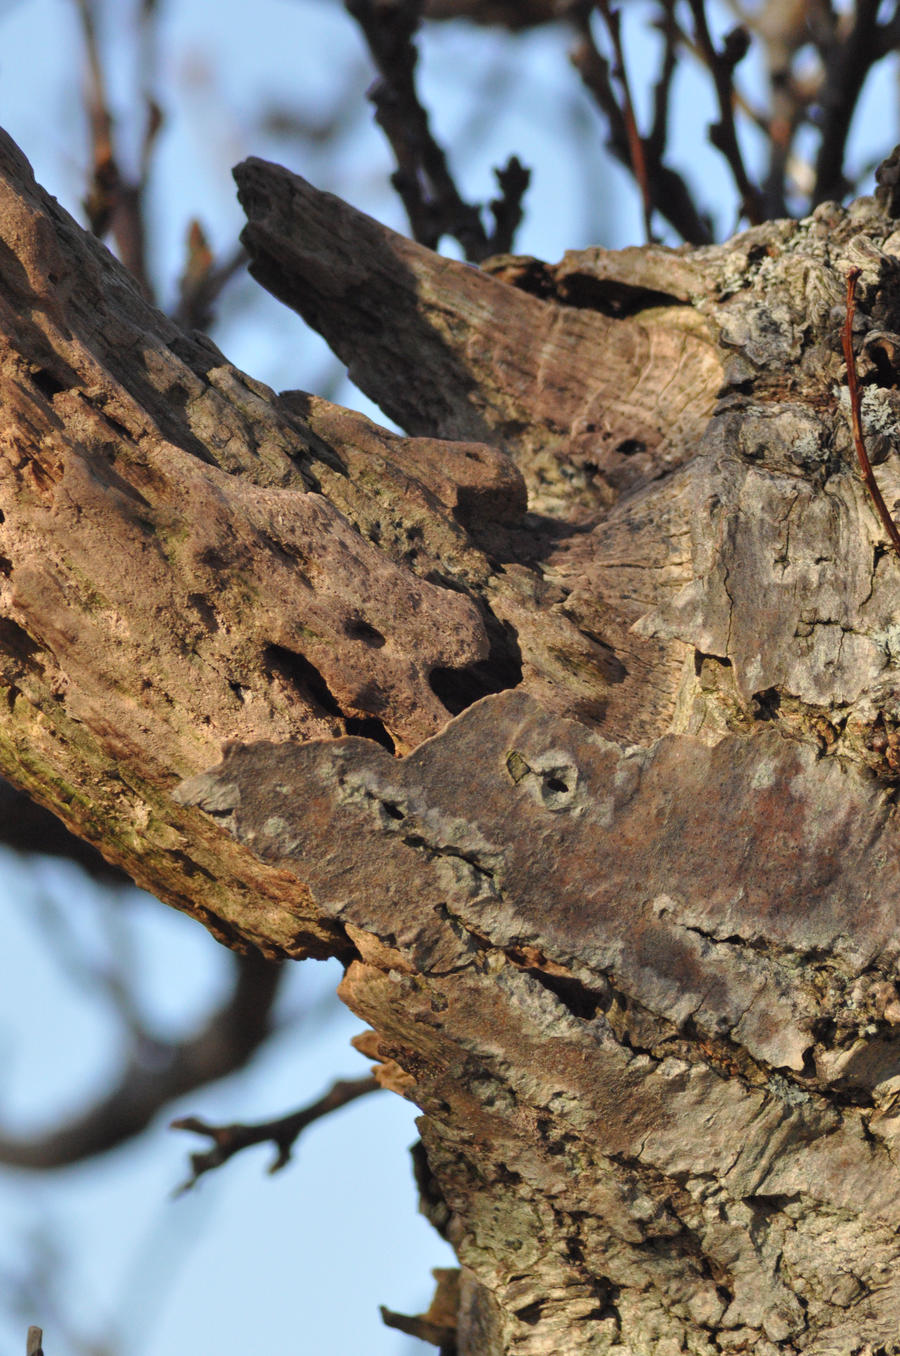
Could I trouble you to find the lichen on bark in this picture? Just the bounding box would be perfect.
[6,123,900,1351]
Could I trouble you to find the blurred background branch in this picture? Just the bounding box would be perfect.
[5,1,900,1352]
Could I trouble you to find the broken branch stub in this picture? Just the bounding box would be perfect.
[233,157,723,516]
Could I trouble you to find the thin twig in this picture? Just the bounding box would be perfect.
[686,0,761,224]
[174,229,248,333]
[171,1074,380,1191]
[813,0,884,205]
[26,1328,44,1356]
[346,0,527,261]
[571,5,712,244]
[75,0,117,238]
[74,0,157,298]
[596,1,653,241]
[842,268,900,559]
[488,156,530,256]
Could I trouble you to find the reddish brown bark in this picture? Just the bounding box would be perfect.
[6,123,900,1351]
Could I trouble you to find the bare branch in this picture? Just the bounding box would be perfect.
[74,0,157,299]
[173,225,248,333]
[75,0,116,236]
[0,952,284,1169]
[570,7,713,244]
[814,0,889,205]
[345,0,529,260]
[171,1075,380,1190]
[686,0,762,224]
[645,0,678,166]
[596,0,654,241]
[487,155,530,256]
[380,1267,459,1352]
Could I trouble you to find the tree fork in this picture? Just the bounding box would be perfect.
[7,126,900,1350]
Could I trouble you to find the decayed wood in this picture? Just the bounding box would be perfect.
[0,125,684,952]
[8,120,900,1352]
[177,692,900,1353]
[234,157,722,517]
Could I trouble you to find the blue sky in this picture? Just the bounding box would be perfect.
[1,849,443,1355]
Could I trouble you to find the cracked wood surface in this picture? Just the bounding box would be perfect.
[177,691,900,1352]
[234,157,722,518]
[7,121,900,1351]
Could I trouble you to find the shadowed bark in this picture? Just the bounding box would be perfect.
[6,121,900,1351]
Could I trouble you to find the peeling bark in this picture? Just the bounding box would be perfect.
[6,122,900,1351]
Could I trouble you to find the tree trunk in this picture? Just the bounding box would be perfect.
[4,123,900,1352]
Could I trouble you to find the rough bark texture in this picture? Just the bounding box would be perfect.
[6,124,900,1352]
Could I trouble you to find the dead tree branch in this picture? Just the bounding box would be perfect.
[571,6,713,244]
[171,1075,380,1190]
[11,113,900,1348]
[0,951,283,1168]
[814,0,898,205]
[346,0,529,259]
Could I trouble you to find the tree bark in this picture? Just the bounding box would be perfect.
[5,123,900,1352]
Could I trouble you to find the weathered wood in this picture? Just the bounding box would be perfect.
[234,157,722,517]
[176,689,900,1353]
[7,122,900,1352]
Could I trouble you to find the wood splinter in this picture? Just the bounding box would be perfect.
[842,267,900,559]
